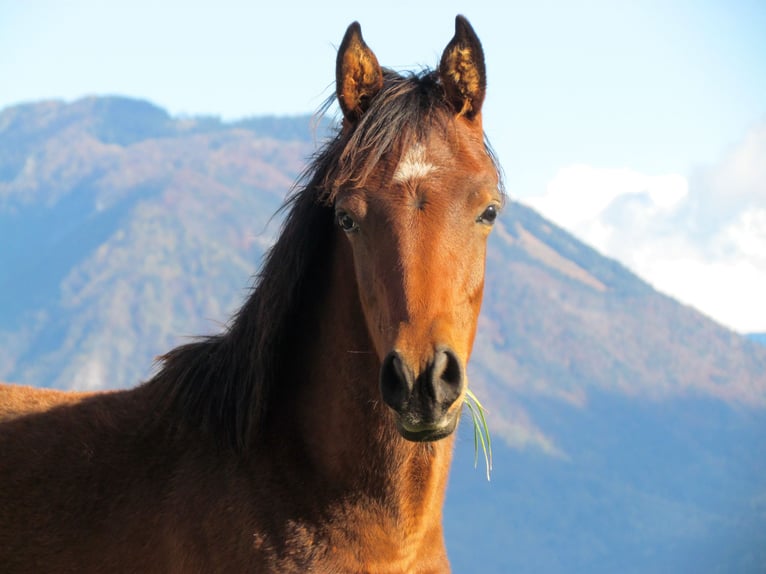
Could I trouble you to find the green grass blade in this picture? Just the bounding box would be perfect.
[476,404,493,477]
[465,400,480,469]
[464,388,493,481]
[474,394,493,473]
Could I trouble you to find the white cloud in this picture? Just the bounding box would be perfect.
[526,123,766,333]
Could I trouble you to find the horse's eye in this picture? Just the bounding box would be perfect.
[477,205,498,225]
[337,212,359,232]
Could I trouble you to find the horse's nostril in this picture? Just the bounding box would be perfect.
[380,351,413,411]
[439,348,462,389]
[431,347,463,406]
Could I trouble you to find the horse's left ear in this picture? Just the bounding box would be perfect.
[439,15,486,119]
[336,22,383,124]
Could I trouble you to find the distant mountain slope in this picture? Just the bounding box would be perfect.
[1,97,765,573]
[446,395,766,574]
[0,97,319,388]
[474,201,766,453]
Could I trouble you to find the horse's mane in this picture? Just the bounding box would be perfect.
[149,69,504,451]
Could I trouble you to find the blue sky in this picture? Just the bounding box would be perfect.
[2,1,765,332]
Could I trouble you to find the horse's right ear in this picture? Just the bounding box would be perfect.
[336,22,383,124]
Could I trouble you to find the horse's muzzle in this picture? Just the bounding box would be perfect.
[379,347,464,442]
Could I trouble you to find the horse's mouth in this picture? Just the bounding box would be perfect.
[395,412,459,442]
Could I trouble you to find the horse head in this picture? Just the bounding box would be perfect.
[332,16,502,442]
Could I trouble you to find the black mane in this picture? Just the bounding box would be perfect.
[150,69,503,450]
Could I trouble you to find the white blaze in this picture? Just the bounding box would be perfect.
[393,143,436,184]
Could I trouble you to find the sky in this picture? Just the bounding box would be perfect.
[1,0,765,332]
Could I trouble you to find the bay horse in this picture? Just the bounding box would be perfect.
[0,16,502,573]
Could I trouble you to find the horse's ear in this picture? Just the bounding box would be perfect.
[439,15,486,119]
[336,22,383,124]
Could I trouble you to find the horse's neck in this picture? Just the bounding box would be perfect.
[277,233,454,541]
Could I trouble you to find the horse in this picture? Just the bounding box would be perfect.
[0,15,502,573]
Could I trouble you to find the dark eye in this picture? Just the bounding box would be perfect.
[337,211,359,232]
[477,204,498,225]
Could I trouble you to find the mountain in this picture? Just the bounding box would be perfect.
[1,97,765,573]
[0,97,320,389]
[748,333,766,346]
[472,200,766,454]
